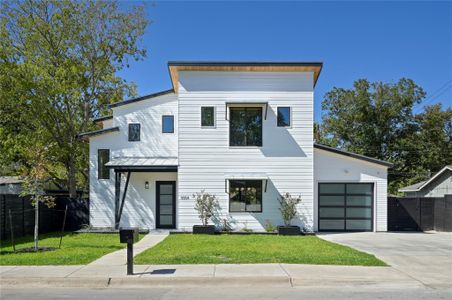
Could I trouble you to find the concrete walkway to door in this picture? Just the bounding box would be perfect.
[85,230,168,266]
[319,232,452,288]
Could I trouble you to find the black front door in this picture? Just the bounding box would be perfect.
[156,181,176,229]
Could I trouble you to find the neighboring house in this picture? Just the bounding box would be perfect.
[0,176,24,195]
[399,166,452,198]
[79,61,392,232]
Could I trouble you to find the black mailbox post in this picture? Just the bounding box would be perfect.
[119,227,139,275]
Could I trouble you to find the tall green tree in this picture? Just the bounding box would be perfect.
[320,78,430,194]
[0,0,148,197]
[412,104,452,179]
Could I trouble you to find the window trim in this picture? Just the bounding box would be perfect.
[229,107,263,147]
[97,149,110,180]
[277,106,291,128]
[162,115,175,133]
[201,106,216,128]
[228,180,263,213]
[128,123,141,142]
[318,182,374,232]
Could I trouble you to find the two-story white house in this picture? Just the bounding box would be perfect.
[79,61,392,232]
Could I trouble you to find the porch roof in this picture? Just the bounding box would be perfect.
[106,157,178,172]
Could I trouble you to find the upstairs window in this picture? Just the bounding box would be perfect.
[128,123,141,141]
[229,180,263,212]
[229,107,262,146]
[98,149,110,179]
[162,115,174,133]
[277,107,291,127]
[201,106,215,127]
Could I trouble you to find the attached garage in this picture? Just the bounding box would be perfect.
[314,144,392,232]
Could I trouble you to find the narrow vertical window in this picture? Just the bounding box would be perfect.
[201,106,215,127]
[128,123,140,141]
[162,115,174,133]
[98,149,110,179]
[277,107,291,127]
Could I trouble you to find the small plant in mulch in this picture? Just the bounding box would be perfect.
[192,190,219,234]
[278,192,302,235]
[264,220,277,233]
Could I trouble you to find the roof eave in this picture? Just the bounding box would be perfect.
[77,127,120,139]
[108,89,174,108]
[168,61,324,93]
[314,143,393,168]
[93,115,113,123]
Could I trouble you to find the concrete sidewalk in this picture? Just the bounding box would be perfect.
[1,263,440,289]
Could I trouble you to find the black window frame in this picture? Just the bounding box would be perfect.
[229,180,263,213]
[277,107,291,127]
[162,115,174,133]
[229,107,263,147]
[128,123,141,142]
[318,182,374,232]
[201,106,215,127]
[97,149,110,180]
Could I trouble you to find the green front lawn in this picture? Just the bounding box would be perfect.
[0,232,139,265]
[134,234,385,266]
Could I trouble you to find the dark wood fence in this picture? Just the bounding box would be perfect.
[388,195,452,232]
[0,194,89,240]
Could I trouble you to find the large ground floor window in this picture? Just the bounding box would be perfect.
[229,180,262,212]
[318,183,374,231]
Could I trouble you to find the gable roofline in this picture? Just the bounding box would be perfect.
[314,143,393,168]
[108,89,174,108]
[168,61,323,93]
[399,165,452,192]
[93,115,113,123]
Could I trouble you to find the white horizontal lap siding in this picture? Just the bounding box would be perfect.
[313,149,388,232]
[89,93,178,229]
[112,93,178,158]
[177,71,314,231]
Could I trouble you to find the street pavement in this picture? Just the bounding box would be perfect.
[2,286,452,300]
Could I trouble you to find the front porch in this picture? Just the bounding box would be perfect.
[105,158,178,230]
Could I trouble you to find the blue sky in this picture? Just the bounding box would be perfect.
[117,1,452,122]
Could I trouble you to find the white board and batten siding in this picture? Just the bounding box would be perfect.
[314,148,388,232]
[89,93,178,229]
[177,71,315,231]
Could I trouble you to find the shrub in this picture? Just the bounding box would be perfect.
[278,192,302,226]
[193,190,219,226]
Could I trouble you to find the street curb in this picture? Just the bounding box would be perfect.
[0,277,110,288]
[1,276,292,288]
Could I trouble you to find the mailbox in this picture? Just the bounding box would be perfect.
[119,227,139,244]
[119,227,139,275]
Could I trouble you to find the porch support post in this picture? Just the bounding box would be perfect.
[117,171,131,226]
[114,171,121,229]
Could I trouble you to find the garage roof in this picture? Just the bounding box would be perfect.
[314,143,393,167]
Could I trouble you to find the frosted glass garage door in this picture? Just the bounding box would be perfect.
[319,183,373,232]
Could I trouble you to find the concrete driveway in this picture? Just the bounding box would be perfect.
[319,232,452,288]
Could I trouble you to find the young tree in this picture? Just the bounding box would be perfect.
[0,0,148,197]
[19,147,55,250]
